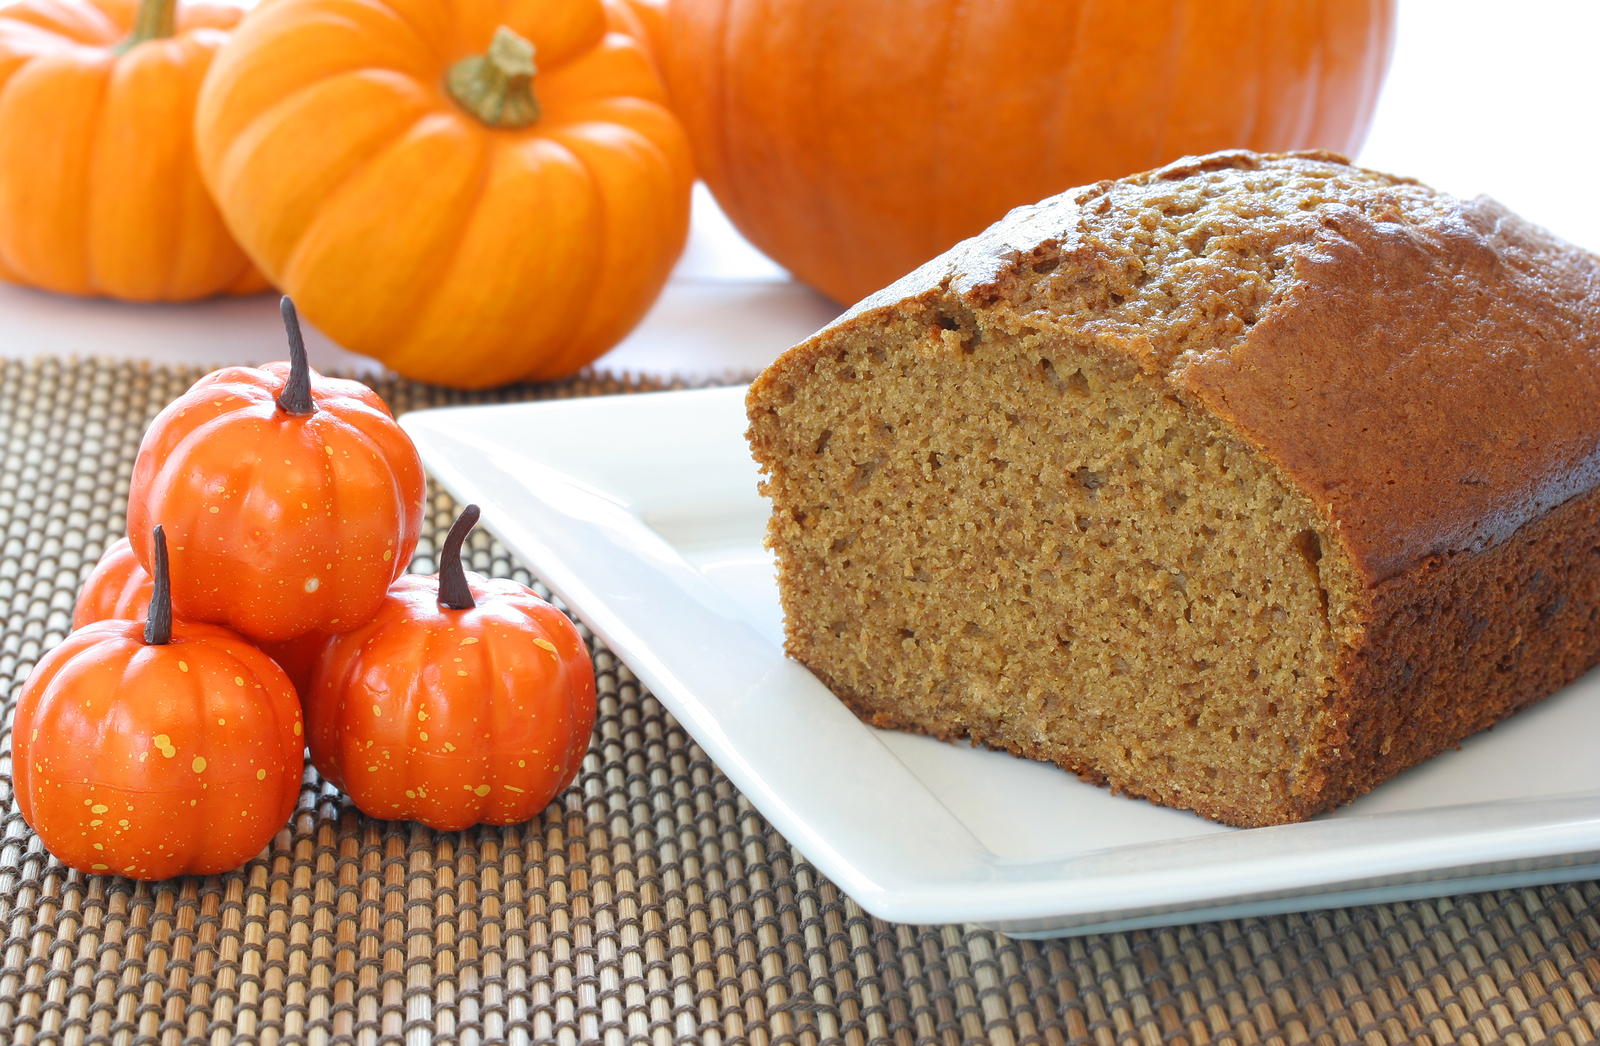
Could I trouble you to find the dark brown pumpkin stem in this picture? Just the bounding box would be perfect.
[437,505,481,610]
[276,296,315,417]
[144,526,172,646]
[120,0,177,50]
[445,26,541,129]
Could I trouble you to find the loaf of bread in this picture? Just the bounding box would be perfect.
[744,150,1600,828]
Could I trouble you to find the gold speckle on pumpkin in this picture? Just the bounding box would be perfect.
[93,863,108,871]
[372,705,382,716]
[293,722,302,736]
[383,550,392,561]
[209,506,219,514]
[91,819,103,826]
[153,735,176,758]
[533,638,558,655]
[256,769,266,780]
[234,676,244,686]
[474,785,491,796]
[304,578,320,593]
[506,785,525,793]
[419,732,428,741]
[178,662,188,673]
[192,757,207,773]
[461,637,478,645]
[92,804,108,814]
[417,710,429,721]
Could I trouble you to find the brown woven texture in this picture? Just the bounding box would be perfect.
[0,356,1597,1046]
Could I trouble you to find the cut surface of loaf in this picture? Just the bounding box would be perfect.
[745,150,1600,828]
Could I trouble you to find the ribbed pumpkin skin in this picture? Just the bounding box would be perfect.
[194,0,694,388]
[12,617,304,880]
[665,0,1396,305]
[306,572,596,832]
[0,0,267,299]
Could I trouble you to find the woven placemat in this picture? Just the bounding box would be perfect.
[0,356,1596,1046]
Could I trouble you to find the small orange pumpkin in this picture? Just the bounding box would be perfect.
[665,0,1396,304]
[127,298,426,642]
[73,535,330,696]
[305,506,595,831]
[193,0,693,388]
[14,527,305,880]
[72,536,149,630]
[0,0,267,299]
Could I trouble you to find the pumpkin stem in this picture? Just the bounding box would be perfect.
[446,26,541,129]
[437,505,481,610]
[119,0,177,50]
[276,296,316,417]
[144,525,173,646]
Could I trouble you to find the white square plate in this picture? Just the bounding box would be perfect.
[400,387,1600,937]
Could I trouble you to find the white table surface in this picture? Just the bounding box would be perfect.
[2,0,1595,382]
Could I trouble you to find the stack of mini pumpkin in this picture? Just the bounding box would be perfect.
[12,301,596,880]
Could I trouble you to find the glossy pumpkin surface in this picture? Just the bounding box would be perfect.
[665,0,1396,304]
[14,547,304,880]
[0,0,267,299]
[127,310,426,642]
[72,536,150,630]
[306,511,595,831]
[194,0,693,388]
[74,536,330,697]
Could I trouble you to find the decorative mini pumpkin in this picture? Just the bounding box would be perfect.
[13,527,305,880]
[72,536,150,630]
[73,536,329,697]
[127,298,426,642]
[305,506,596,831]
[193,0,693,388]
[664,0,1396,304]
[0,0,267,299]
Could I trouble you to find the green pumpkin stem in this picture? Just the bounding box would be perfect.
[144,525,173,646]
[276,296,316,416]
[437,505,481,610]
[446,27,541,129]
[119,0,177,50]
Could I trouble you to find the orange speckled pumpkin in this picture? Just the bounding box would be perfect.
[73,535,330,697]
[14,528,304,880]
[127,299,426,642]
[72,536,149,630]
[664,0,1396,304]
[193,0,693,388]
[306,507,595,831]
[0,0,267,299]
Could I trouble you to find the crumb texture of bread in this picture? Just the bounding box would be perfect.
[746,150,1600,828]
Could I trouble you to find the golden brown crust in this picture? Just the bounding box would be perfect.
[748,149,1600,827]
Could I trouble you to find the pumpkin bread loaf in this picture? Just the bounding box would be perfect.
[744,150,1600,828]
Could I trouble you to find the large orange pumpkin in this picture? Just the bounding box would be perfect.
[664,0,1396,305]
[0,0,267,299]
[194,0,693,388]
